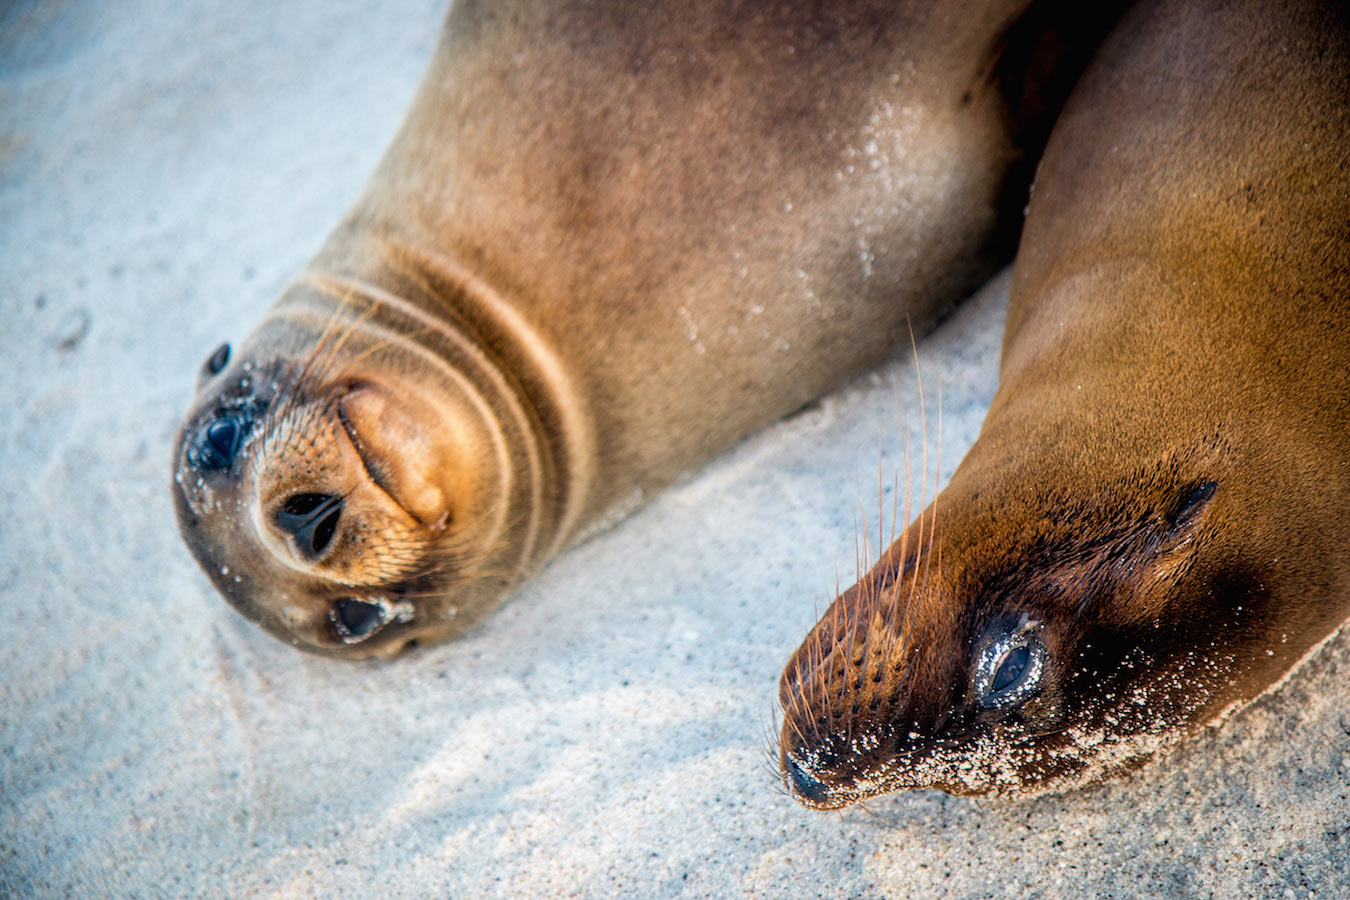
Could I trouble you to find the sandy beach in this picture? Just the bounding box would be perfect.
[2,0,1347,896]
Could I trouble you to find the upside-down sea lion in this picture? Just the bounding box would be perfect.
[778,0,1350,806]
[174,1,1127,657]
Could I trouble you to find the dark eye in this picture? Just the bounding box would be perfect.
[331,598,384,642]
[204,343,231,376]
[975,623,1044,710]
[990,644,1030,694]
[190,415,244,470]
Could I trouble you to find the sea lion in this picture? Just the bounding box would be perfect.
[778,0,1350,806]
[173,1,1124,658]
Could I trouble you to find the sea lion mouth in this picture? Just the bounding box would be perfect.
[333,381,455,533]
[252,377,475,653]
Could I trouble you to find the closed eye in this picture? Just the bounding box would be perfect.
[990,644,1031,694]
[975,622,1044,710]
[190,414,245,470]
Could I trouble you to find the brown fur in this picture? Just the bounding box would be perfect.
[174,0,1122,657]
[779,0,1350,805]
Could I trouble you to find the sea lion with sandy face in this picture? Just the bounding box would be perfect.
[174,1,1124,658]
[778,0,1350,806]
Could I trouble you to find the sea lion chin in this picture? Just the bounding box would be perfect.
[778,0,1350,805]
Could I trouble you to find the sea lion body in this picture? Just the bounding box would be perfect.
[779,0,1350,805]
[174,0,1102,656]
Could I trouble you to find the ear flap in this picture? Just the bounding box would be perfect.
[197,341,232,389]
[1113,479,1221,624]
[1075,477,1222,628]
[1160,480,1219,552]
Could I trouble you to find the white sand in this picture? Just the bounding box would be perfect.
[3,0,1347,897]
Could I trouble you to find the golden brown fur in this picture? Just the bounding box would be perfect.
[779,0,1350,805]
[173,0,1118,657]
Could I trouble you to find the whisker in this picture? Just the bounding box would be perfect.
[850,799,883,823]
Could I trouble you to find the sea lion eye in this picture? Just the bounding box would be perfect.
[990,644,1031,693]
[975,622,1044,709]
[331,597,385,642]
[190,415,244,470]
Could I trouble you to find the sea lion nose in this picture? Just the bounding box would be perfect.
[274,492,344,559]
[785,756,833,805]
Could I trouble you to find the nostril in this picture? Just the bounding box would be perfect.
[281,492,334,517]
[275,493,344,559]
[310,507,340,556]
[785,756,832,804]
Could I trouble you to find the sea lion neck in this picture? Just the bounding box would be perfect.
[282,249,599,571]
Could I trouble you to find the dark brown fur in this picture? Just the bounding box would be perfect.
[779,0,1350,805]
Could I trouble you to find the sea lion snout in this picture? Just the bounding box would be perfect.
[778,585,1079,802]
[782,754,845,810]
[247,384,445,583]
[173,312,514,657]
[776,465,1243,802]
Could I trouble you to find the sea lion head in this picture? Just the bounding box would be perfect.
[172,273,543,658]
[775,449,1293,807]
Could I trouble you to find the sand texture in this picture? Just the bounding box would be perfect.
[2,0,1347,897]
